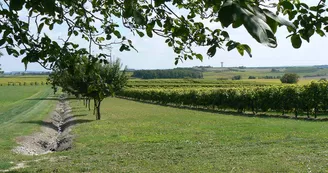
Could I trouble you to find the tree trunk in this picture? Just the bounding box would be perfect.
[96,99,102,120]
[295,110,298,118]
[93,99,96,115]
[88,99,91,111]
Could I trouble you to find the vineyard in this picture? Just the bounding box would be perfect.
[2,76,328,172]
[119,80,328,119]
[0,76,48,86]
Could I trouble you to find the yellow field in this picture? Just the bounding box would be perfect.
[0,75,48,86]
[242,78,316,85]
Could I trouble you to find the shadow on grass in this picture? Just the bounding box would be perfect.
[27,97,78,101]
[21,119,93,132]
[118,97,328,122]
[63,114,88,122]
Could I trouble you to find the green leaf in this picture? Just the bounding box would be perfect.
[207,45,217,57]
[119,44,129,52]
[299,3,309,9]
[236,45,244,56]
[134,11,145,25]
[72,44,79,49]
[316,29,325,37]
[242,44,252,57]
[239,8,277,48]
[20,49,26,54]
[10,0,25,11]
[196,54,203,61]
[156,20,162,27]
[146,21,155,38]
[232,18,243,28]
[146,28,153,38]
[38,23,44,34]
[43,0,56,16]
[73,31,79,36]
[136,30,145,37]
[98,37,105,42]
[0,39,5,47]
[265,17,278,34]
[49,24,54,30]
[220,31,230,40]
[218,0,235,27]
[280,1,294,10]
[263,9,295,30]
[288,10,298,20]
[114,31,121,38]
[155,0,165,7]
[291,34,302,48]
[227,42,239,51]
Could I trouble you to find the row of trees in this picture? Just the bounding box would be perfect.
[118,81,328,118]
[48,55,128,120]
[4,81,48,86]
[132,69,203,79]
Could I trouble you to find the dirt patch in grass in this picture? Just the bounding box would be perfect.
[0,156,68,172]
[13,95,75,156]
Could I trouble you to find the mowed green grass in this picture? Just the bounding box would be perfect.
[14,97,328,172]
[0,86,55,170]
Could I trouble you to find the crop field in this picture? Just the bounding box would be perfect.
[0,75,48,86]
[202,67,327,83]
[1,72,328,172]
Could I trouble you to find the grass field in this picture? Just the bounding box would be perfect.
[1,68,328,172]
[0,86,55,170]
[3,97,327,172]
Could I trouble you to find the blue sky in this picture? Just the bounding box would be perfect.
[1,1,327,72]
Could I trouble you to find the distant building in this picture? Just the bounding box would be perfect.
[221,62,224,68]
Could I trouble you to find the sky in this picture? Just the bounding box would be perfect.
[1,1,328,72]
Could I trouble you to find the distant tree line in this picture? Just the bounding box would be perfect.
[258,76,281,79]
[132,69,203,79]
[303,73,327,78]
[5,71,51,75]
[193,65,213,68]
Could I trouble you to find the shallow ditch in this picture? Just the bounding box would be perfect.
[13,95,75,155]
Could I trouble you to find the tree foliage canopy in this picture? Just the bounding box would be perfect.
[0,0,327,69]
[48,55,128,120]
[280,73,300,83]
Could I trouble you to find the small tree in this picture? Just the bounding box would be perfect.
[88,59,128,120]
[248,76,256,79]
[280,73,300,84]
[232,75,241,80]
[48,55,128,120]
